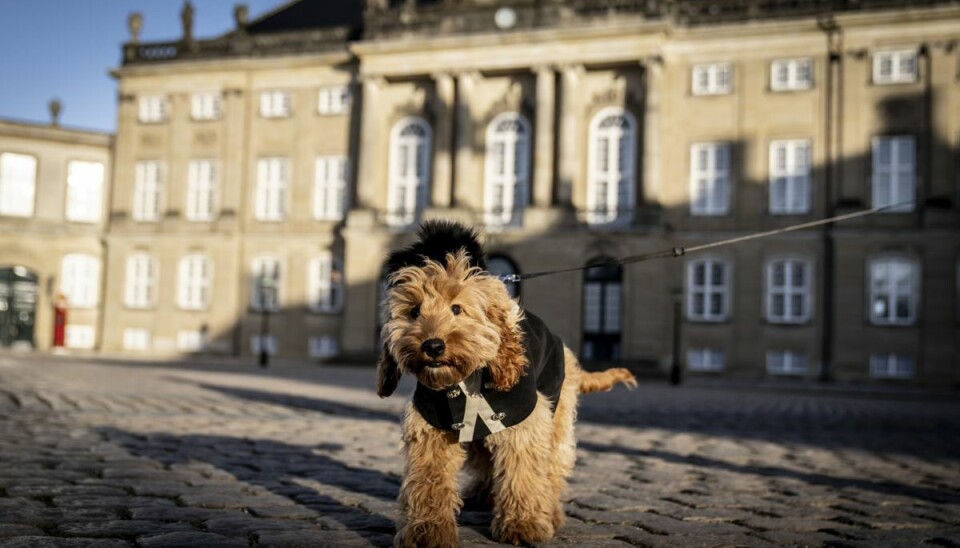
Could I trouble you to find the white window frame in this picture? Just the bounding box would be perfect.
[0,152,37,218]
[770,58,813,91]
[766,350,809,375]
[259,90,292,118]
[133,161,164,222]
[387,117,432,227]
[690,143,731,215]
[178,254,212,311]
[138,95,169,123]
[765,258,813,324]
[65,160,105,223]
[255,157,289,221]
[873,50,918,85]
[309,335,339,359]
[870,353,915,379]
[313,156,348,221]
[686,258,731,322]
[586,108,636,226]
[308,254,344,314]
[769,140,811,215]
[186,159,218,222]
[318,86,351,115]
[124,253,157,309]
[251,256,283,312]
[872,136,915,212]
[65,325,95,350]
[123,328,151,351]
[688,348,725,372]
[868,257,919,326]
[484,112,531,227]
[190,92,221,121]
[692,63,732,96]
[60,254,100,309]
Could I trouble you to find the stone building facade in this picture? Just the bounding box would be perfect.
[33,0,960,384]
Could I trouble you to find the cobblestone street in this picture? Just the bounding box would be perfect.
[0,354,958,547]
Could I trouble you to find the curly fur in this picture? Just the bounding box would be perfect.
[378,222,636,547]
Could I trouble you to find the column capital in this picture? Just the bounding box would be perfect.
[531,63,559,74]
[430,71,455,83]
[557,63,585,77]
[640,53,664,66]
[358,73,387,87]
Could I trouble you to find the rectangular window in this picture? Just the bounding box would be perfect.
[138,95,168,123]
[870,354,915,379]
[186,160,218,221]
[769,140,811,214]
[0,152,37,217]
[177,330,205,352]
[309,336,338,358]
[766,258,812,323]
[259,90,292,118]
[766,350,809,375]
[688,348,725,372]
[178,255,211,311]
[124,254,156,309]
[770,58,812,91]
[318,86,351,115]
[251,257,282,312]
[308,255,343,313]
[690,143,730,215]
[65,325,95,349]
[191,92,221,121]
[251,335,278,355]
[256,158,288,221]
[133,161,163,222]
[60,254,99,309]
[873,50,917,85]
[66,161,104,223]
[123,328,151,351]
[686,258,730,322]
[313,156,348,221]
[869,258,918,325]
[872,136,915,212]
[692,63,732,95]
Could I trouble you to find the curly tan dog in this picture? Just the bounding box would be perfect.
[377,221,636,547]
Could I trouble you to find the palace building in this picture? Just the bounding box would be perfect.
[4,0,959,385]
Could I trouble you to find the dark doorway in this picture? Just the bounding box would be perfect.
[0,266,39,349]
[581,258,622,362]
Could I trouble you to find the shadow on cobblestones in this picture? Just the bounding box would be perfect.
[579,440,960,505]
[97,428,400,538]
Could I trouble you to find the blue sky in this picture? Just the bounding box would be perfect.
[0,0,282,132]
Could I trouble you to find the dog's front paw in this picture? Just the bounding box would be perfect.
[394,521,460,548]
[492,518,555,546]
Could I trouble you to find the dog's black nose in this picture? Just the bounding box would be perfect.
[421,338,445,358]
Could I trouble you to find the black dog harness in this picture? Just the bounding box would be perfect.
[412,311,565,442]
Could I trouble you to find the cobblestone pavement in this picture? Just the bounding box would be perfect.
[0,354,958,547]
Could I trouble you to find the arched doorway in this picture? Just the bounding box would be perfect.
[0,266,39,349]
[581,258,622,362]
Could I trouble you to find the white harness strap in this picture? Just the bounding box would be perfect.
[457,372,505,443]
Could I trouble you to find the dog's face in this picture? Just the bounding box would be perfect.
[377,251,528,396]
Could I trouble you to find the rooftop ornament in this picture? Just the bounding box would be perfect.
[127,12,143,44]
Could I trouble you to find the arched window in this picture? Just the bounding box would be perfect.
[178,254,212,310]
[587,108,636,226]
[484,113,530,227]
[582,258,622,361]
[487,255,520,299]
[125,253,157,309]
[387,118,431,227]
[308,254,344,314]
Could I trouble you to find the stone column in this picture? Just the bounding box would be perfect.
[557,64,584,206]
[355,75,384,210]
[533,65,556,207]
[453,71,479,208]
[641,56,663,207]
[432,72,455,209]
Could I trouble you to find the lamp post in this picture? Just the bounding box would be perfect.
[670,287,683,386]
[257,272,275,368]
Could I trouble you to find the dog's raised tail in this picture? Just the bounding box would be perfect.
[578,368,637,394]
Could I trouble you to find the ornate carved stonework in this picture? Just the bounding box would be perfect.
[193,131,218,147]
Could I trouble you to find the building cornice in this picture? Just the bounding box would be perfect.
[0,119,113,148]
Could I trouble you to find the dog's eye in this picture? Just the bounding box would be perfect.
[410,305,420,319]
[451,305,462,316]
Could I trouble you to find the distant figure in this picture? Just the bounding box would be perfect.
[181,1,195,43]
[234,4,249,28]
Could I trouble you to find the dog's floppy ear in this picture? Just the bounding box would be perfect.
[485,290,528,391]
[376,342,401,398]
